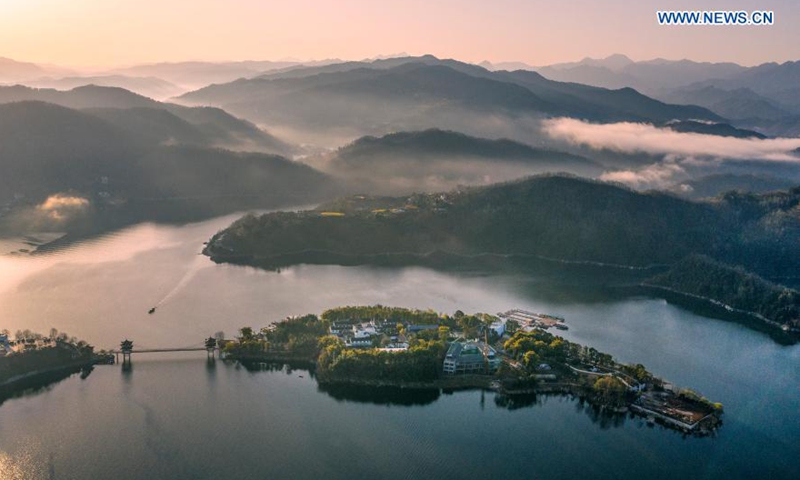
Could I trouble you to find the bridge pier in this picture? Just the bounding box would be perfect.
[205,337,217,359]
[120,339,134,365]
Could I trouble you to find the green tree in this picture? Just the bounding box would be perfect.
[239,327,254,341]
[438,326,450,340]
[593,376,627,404]
[523,350,540,370]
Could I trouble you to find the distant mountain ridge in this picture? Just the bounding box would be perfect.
[0,85,292,155]
[24,75,185,100]
[666,121,766,139]
[0,84,158,109]
[178,55,720,144]
[530,55,747,92]
[0,57,47,83]
[524,55,800,135]
[109,60,308,89]
[335,129,593,161]
[659,86,789,121]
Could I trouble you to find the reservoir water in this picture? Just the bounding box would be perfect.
[1,213,798,479]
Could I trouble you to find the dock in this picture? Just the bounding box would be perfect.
[498,309,568,330]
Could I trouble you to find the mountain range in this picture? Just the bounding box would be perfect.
[492,54,800,135]
[0,100,335,237]
[22,75,185,100]
[108,60,312,89]
[177,55,720,146]
[3,54,799,242]
[0,85,292,155]
[524,54,747,93]
[0,57,74,84]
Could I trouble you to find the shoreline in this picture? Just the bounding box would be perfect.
[640,283,799,344]
[204,246,670,273]
[226,353,720,436]
[206,248,797,344]
[0,358,96,390]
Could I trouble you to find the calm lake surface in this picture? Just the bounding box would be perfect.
[1,213,798,479]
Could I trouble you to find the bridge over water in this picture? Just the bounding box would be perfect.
[109,338,220,363]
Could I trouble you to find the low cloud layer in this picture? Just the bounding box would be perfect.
[542,118,800,189]
[600,161,689,190]
[37,194,90,222]
[542,118,800,162]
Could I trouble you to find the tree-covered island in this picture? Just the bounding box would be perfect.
[222,305,723,436]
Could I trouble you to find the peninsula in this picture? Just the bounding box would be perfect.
[221,305,724,436]
[0,329,112,401]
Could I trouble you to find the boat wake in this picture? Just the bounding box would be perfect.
[151,255,208,311]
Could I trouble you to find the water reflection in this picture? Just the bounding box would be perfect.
[121,360,134,377]
[205,356,216,376]
[317,383,442,406]
[80,365,94,380]
[0,367,82,407]
[238,359,316,375]
[494,392,544,410]
[581,402,629,430]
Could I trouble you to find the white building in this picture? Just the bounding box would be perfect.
[377,342,409,352]
[352,323,377,339]
[489,319,506,337]
[346,337,373,348]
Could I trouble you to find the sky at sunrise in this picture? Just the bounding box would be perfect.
[1,0,798,67]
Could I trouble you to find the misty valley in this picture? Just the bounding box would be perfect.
[2,50,800,480]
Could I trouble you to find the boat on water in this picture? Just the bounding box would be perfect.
[148,307,156,314]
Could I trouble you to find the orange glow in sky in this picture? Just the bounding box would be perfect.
[1,0,798,67]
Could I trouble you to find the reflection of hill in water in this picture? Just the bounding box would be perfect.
[495,393,629,429]
[316,383,441,406]
[0,365,90,407]
[238,359,317,374]
[576,399,630,430]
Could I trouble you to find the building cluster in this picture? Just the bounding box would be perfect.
[329,318,412,350]
[0,333,55,356]
[325,308,568,377]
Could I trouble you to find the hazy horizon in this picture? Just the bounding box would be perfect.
[4,51,797,72]
[2,0,799,69]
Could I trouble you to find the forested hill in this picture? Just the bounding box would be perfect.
[647,255,800,333]
[204,174,799,280]
[0,101,338,237]
[318,129,601,194]
[334,129,594,164]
